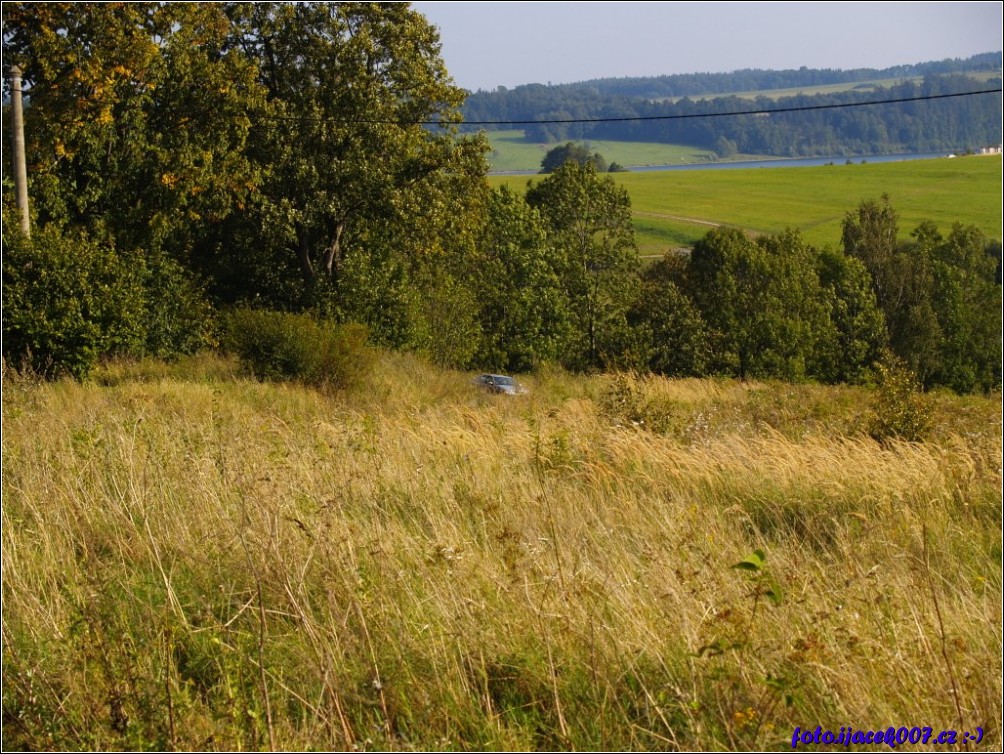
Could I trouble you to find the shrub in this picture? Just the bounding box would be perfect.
[3,223,218,379]
[2,226,146,379]
[140,249,217,358]
[868,354,932,442]
[600,371,678,434]
[224,309,373,389]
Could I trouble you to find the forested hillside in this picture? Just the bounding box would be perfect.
[462,55,1002,156]
[469,53,1001,99]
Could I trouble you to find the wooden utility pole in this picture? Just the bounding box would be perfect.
[10,65,30,237]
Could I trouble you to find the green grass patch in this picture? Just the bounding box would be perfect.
[652,71,1001,103]
[484,129,719,173]
[493,155,1002,252]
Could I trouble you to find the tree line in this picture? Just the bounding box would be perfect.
[462,68,1002,157]
[3,3,1000,393]
[468,53,1001,100]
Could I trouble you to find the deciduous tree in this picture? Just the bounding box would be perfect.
[226,1,471,292]
[688,227,833,381]
[843,197,941,384]
[2,2,262,257]
[474,186,567,371]
[630,254,710,377]
[929,223,1002,392]
[814,249,887,383]
[539,141,607,173]
[526,162,639,370]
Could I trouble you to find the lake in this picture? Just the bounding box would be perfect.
[628,152,950,172]
[490,152,952,175]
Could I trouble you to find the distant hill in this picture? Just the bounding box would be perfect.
[522,53,1003,99]
[461,53,1003,158]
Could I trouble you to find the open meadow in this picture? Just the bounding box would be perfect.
[653,72,1002,103]
[3,353,1001,750]
[484,130,720,174]
[491,155,1003,256]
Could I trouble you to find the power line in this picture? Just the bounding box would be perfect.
[461,88,1003,126]
[249,88,1002,127]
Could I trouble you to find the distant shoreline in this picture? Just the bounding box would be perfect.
[489,151,960,176]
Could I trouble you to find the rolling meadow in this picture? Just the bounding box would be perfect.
[491,154,1003,256]
[3,346,1001,750]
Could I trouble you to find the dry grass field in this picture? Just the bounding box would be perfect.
[3,352,1000,750]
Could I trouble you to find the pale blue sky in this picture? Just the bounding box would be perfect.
[412,2,1003,91]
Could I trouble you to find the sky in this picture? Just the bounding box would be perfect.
[412,2,1003,92]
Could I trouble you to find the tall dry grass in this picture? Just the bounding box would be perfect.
[2,353,1000,750]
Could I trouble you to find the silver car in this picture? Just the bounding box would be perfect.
[472,373,528,395]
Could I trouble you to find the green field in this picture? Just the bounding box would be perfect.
[657,76,927,103]
[655,71,1002,103]
[484,130,721,173]
[492,155,1003,256]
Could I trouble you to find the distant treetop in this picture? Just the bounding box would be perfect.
[540,142,607,173]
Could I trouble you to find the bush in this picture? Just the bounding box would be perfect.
[868,354,932,442]
[140,249,217,358]
[2,226,147,379]
[224,309,374,389]
[3,223,218,379]
[600,371,678,434]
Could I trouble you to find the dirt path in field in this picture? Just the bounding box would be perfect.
[635,210,763,236]
[634,211,765,259]
[634,210,726,228]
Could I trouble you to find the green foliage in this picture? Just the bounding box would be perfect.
[333,250,415,349]
[3,3,261,257]
[473,187,568,372]
[687,227,834,381]
[868,354,933,442]
[408,273,482,370]
[224,309,373,389]
[630,254,711,377]
[139,249,218,359]
[3,226,146,379]
[466,62,1001,157]
[3,4,998,398]
[539,142,608,173]
[482,130,716,173]
[2,219,216,379]
[731,549,783,619]
[843,197,942,384]
[527,162,640,370]
[814,249,888,383]
[714,135,738,159]
[845,198,1002,393]
[928,224,1003,393]
[3,1,485,326]
[229,1,472,290]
